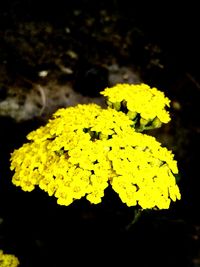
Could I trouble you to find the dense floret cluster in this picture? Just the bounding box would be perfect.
[10,83,181,209]
[101,83,171,130]
[0,250,19,267]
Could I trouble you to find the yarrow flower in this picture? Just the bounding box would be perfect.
[10,83,181,210]
[100,83,171,131]
[0,250,19,267]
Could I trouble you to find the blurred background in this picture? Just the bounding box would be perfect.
[0,1,200,266]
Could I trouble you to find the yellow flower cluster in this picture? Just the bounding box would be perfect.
[0,250,19,267]
[107,132,180,209]
[100,83,171,130]
[10,83,181,209]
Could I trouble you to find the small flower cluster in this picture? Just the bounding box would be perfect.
[0,250,19,267]
[101,83,171,131]
[10,83,181,209]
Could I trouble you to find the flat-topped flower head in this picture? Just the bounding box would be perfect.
[10,83,181,210]
[107,131,180,209]
[100,83,171,131]
[10,104,134,205]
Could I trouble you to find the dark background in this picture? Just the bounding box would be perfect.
[0,1,200,266]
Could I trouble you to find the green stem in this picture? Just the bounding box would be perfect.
[125,209,143,231]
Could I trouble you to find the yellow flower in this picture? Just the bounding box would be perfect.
[100,83,171,130]
[10,83,181,210]
[0,250,19,267]
[107,131,180,209]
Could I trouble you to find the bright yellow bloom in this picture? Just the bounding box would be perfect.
[10,84,181,210]
[107,131,180,209]
[100,83,171,130]
[0,250,19,267]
